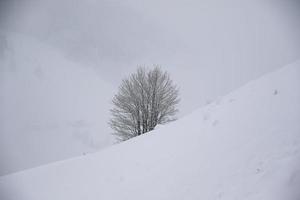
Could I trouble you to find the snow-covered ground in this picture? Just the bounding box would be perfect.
[0,32,115,175]
[0,60,299,200]
[1,0,300,177]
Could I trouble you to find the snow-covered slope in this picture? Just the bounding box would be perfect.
[0,32,114,175]
[0,60,300,199]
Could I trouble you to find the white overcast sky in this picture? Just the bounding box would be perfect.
[1,0,300,114]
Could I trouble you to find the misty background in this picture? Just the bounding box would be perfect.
[0,0,300,175]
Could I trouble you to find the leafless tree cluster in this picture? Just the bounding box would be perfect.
[109,66,180,141]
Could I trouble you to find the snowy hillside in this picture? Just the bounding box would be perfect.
[0,32,114,175]
[0,61,299,199]
[2,0,300,177]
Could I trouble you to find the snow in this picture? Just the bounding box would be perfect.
[0,60,299,200]
[0,32,115,175]
[2,0,300,176]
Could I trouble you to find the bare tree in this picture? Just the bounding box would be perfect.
[109,66,180,141]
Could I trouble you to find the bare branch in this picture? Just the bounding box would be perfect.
[109,66,180,141]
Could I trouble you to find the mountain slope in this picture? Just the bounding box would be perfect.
[0,32,114,175]
[0,60,300,199]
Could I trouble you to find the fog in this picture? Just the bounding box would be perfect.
[0,0,300,175]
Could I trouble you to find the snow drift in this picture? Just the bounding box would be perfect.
[0,61,300,199]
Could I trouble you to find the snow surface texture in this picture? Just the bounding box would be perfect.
[2,0,300,176]
[0,32,115,175]
[0,61,299,200]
